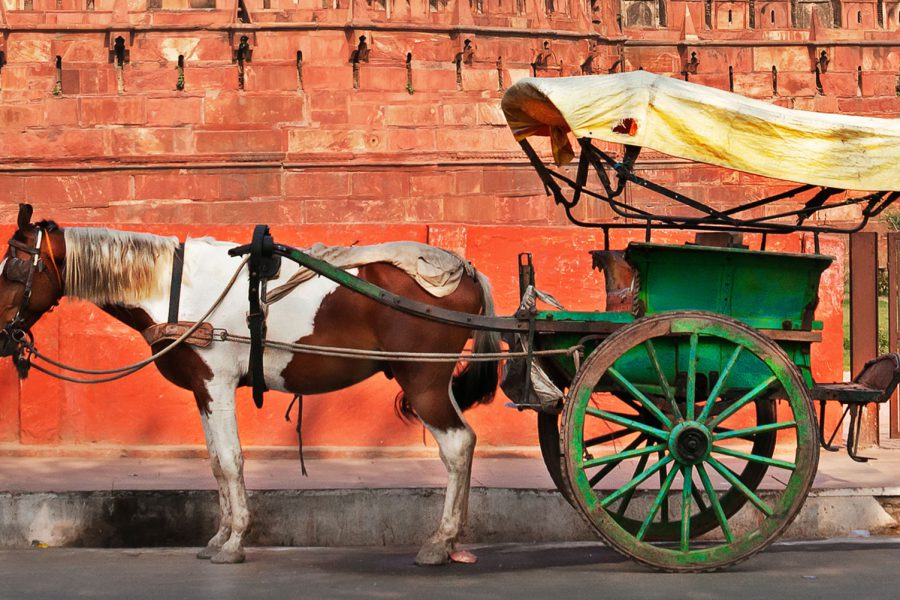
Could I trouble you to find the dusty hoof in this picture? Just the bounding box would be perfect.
[210,547,245,564]
[415,541,452,566]
[450,550,477,564]
[196,545,220,560]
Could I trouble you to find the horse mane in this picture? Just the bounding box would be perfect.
[63,228,178,306]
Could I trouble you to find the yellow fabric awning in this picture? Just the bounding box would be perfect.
[502,72,900,192]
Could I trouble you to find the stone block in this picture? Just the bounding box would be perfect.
[862,47,900,71]
[409,172,452,196]
[133,172,218,201]
[385,128,436,152]
[0,104,44,129]
[753,46,812,73]
[304,197,408,223]
[733,71,775,99]
[0,174,26,203]
[453,169,483,195]
[383,103,439,127]
[245,64,302,92]
[146,96,204,126]
[193,129,286,154]
[22,173,131,207]
[109,127,193,156]
[51,35,110,64]
[441,103,477,126]
[358,66,408,92]
[351,171,409,198]
[443,194,497,223]
[204,93,305,125]
[288,128,386,153]
[820,72,860,97]
[4,129,107,159]
[128,65,182,93]
[411,68,457,92]
[183,67,235,91]
[6,37,52,63]
[80,96,147,126]
[831,46,864,72]
[302,65,354,91]
[284,172,352,198]
[779,71,817,97]
[461,68,497,92]
[860,72,898,97]
[215,171,282,201]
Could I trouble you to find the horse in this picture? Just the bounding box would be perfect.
[0,204,500,566]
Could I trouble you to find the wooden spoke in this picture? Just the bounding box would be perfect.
[585,407,669,441]
[600,455,675,508]
[583,427,632,448]
[607,367,673,428]
[680,465,693,552]
[713,420,797,441]
[697,463,734,543]
[686,333,699,420]
[708,375,778,429]
[615,453,651,517]
[698,345,743,422]
[711,445,796,470]
[707,456,773,517]
[644,340,681,421]
[658,451,670,524]
[637,466,679,541]
[583,443,667,469]
[588,435,646,487]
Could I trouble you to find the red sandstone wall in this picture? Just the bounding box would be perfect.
[0,0,893,455]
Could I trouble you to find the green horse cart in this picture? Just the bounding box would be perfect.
[245,72,900,572]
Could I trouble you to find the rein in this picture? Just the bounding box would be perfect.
[11,256,250,384]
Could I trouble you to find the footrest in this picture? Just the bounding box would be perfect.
[811,383,885,404]
[812,353,900,463]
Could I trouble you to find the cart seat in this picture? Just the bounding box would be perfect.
[811,353,900,462]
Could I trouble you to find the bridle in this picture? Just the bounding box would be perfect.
[0,226,63,369]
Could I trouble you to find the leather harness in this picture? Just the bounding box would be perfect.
[145,227,281,410]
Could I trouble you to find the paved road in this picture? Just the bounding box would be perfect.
[2,539,899,600]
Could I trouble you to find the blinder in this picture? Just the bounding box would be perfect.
[0,228,47,368]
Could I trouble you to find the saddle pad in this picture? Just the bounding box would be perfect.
[266,242,475,304]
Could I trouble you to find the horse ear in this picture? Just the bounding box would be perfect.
[17,204,33,230]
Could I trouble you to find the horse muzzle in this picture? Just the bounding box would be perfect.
[0,327,25,358]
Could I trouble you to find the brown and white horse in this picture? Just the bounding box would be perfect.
[0,204,499,565]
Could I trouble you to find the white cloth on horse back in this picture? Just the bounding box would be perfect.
[266,242,475,304]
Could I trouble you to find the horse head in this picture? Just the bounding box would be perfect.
[0,204,65,365]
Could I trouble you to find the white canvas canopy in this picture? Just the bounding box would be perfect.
[502,71,900,192]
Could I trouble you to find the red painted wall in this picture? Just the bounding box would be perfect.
[0,0,890,455]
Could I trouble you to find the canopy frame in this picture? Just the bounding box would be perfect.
[521,137,899,248]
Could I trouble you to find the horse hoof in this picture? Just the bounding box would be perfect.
[450,550,477,564]
[415,542,452,566]
[210,548,245,564]
[196,545,220,560]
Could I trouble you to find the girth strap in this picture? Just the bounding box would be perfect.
[168,242,186,324]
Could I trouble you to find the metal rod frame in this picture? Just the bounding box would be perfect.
[520,138,898,239]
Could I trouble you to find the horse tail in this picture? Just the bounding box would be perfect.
[450,271,500,412]
[394,271,500,421]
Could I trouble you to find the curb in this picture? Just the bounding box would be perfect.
[1,487,896,549]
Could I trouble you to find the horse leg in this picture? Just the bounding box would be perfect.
[409,383,476,566]
[196,412,233,559]
[202,378,251,564]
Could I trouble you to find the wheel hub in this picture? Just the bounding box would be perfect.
[668,421,711,465]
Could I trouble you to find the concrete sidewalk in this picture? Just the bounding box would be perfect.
[0,449,898,549]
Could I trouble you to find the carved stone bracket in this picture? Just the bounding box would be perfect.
[230,31,256,62]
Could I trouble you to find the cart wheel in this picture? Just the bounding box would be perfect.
[561,311,818,572]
